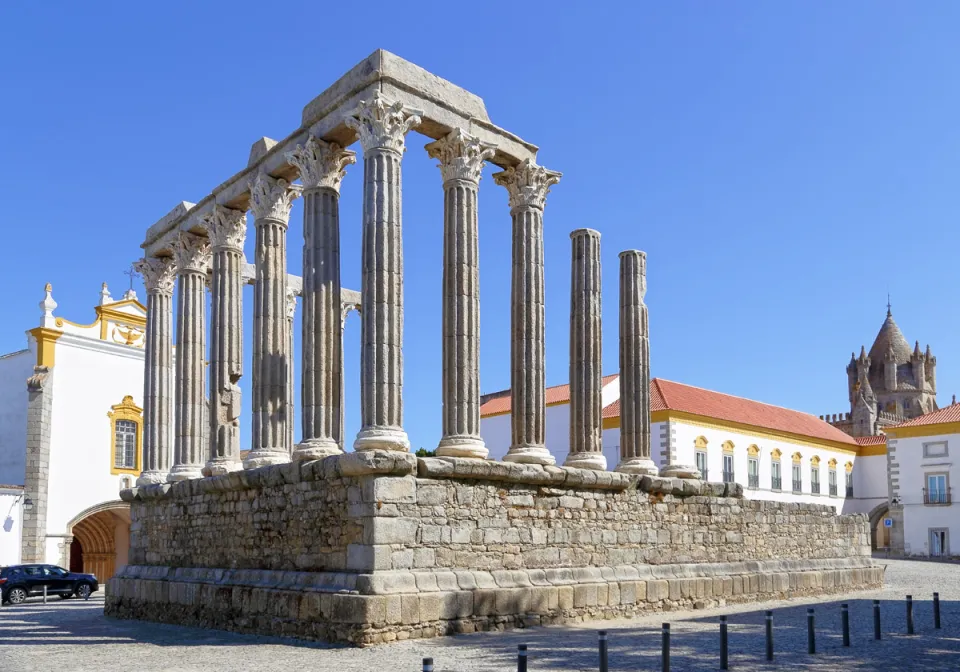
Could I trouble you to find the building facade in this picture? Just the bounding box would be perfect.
[0,283,143,578]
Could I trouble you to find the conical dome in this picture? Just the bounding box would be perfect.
[868,311,912,365]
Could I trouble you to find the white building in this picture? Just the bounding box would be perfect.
[0,283,144,578]
[481,376,890,533]
[885,404,960,557]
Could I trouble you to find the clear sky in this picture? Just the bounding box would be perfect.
[2,2,958,452]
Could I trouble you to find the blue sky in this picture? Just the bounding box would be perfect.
[2,2,958,451]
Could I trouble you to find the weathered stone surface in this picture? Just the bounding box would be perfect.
[340,450,417,476]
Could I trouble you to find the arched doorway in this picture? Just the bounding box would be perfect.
[66,501,131,582]
[868,502,890,551]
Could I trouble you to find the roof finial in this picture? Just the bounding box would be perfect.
[40,283,57,328]
[886,293,892,317]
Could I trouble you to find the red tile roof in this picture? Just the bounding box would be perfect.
[480,374,619,416]
[602,398,620,419]
[854,435,887,446]
[649,379,858,446]
[888,403,960,429]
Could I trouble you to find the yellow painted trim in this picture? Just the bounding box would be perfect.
[694,435,709,449]
[792,451,802,464]
[28,327,62,367]
[845,461,854,473]
[54,316,100,330]
[650,410,859,455]
[811,455,821,466]
[108,395,143,476]
[885,422,960,439]
[747,444,759,457]
[771,448,782,460]
[722,440,735,454]
[828,458,838,468]
[96,303,147,327]
[857,444,888,456]
[602,416,619,430]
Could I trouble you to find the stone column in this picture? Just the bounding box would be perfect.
[244,173,301,468]
[286,288,296,454]
[493,159,562,465]
[168,233,211,482]
[615,250,659,475]
[425,129,496,459]
[345,93,421,453]
[202,206,247,476]
[134,257,176,485]
[286,136,356,461]
[565,229,606,470]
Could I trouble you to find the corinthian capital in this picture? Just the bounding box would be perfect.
[249,173,302,223]
[286,287,297,320]
[172,233,211,274]
[285,135,357,192]
[492,159,562,211]
[203,205,247,252]
[344,92,422,154]
[135,256,177,295]
[425,129,497,184]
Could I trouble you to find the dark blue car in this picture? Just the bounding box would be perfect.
[0,564,98,604]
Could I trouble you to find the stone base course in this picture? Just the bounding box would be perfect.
[106,453,881,646]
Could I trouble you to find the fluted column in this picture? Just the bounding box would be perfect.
[202,206,247,476]
[616,250,658,475]
[345,93,421,452]
[244,173,301,468]
[493,160,561,465]
[168,234,211,482]
[286,136,356,461]
[134,257,176,486]
[425,129,496,459]
[565,229,606,470]
[286,288,296,454]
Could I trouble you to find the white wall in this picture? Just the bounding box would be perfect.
[670,420,857,513]
[0,489,24,566]
[44,334,143,560]
[0,348,34,485]
[843,453,888,516]
[893,431,960,557]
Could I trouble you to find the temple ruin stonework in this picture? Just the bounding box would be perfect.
[105,50,881,645]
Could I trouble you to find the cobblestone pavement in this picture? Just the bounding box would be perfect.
[3,558,960,671]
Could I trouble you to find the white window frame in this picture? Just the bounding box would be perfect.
[695,450,708,480]
[923,441,948,458]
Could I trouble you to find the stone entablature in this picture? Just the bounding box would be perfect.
[107,455,880,645]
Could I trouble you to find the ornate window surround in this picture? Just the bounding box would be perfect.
[108,395,142,476]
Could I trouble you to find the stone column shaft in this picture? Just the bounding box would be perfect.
[245,173,300,469]
[286,136,356,461]
[345,93,420,452]
[203,206,246,476]
[135,257,176,485]
[427,129,495,459]
[616,250,658,475]
[493,160,561,465]
[286,289,296,454]
[169,234,210,482]
[565,229,605,470]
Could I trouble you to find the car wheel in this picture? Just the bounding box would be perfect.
[8,588,27,605]
[76,584,91,600]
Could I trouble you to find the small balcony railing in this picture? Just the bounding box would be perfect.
[924,488,952,505]
[771,477,782,491]
[829,484,838,496]
[846,486,854,497]
[812,481,820,495]
[722,470,735,484]
[748,474,759,489]
[792,479,802,494]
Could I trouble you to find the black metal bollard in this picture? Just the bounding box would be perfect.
[719,615,728,670]
[873,600,882,640]
[934,592,942,629]
[907,595,915,635]
[599,630,608,672]
[807,609,815,655]
[765,611,774,661]
[841,603,850,647]
[422,657,433,672]
[517,644,527,672]
[662,623,671,672]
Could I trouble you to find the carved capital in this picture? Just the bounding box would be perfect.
[492,159,562,211]
[286,287,297,320]
[172,233,211,275]
[135,256,177,295]
[249,173,301,223]
[285,135,357,192]
[425,129,497,184]
[345,92,422,154]
[203,205,247,252]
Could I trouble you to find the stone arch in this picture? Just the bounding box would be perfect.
[66,501,131,582]
[868,502,890,551]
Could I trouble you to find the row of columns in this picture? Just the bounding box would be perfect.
[134,92,656,487]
